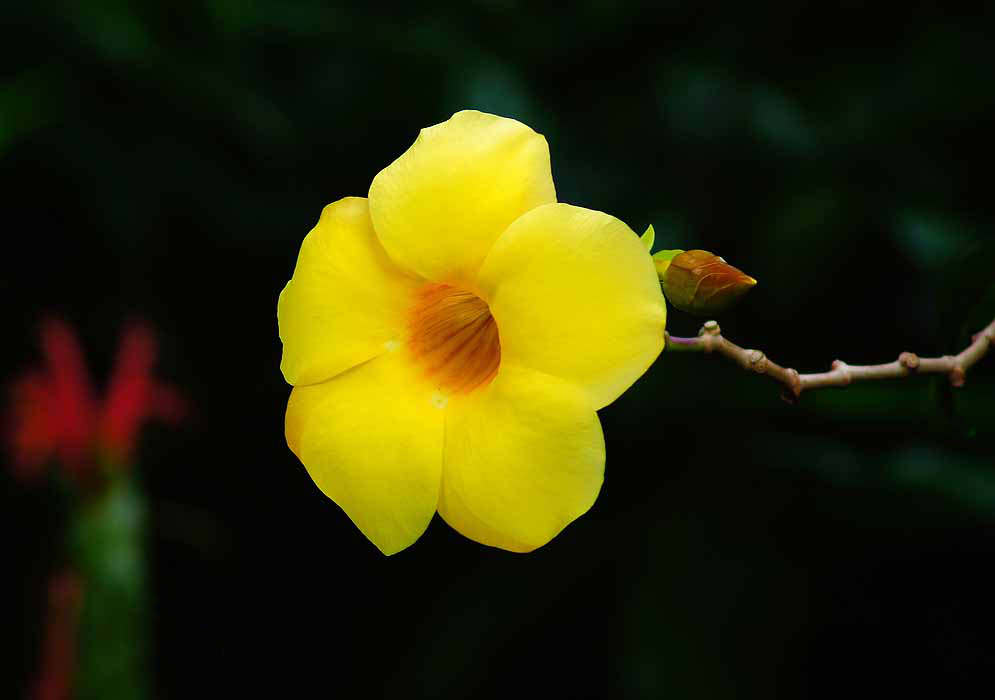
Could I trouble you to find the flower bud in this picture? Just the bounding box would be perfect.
[655,249,757,315]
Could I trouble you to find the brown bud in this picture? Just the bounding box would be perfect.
[660,250,757,316]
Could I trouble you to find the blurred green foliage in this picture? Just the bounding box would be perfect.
[2,2,994,698]
[71,476,148,700]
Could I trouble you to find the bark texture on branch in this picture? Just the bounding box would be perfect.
[664,317,995,403]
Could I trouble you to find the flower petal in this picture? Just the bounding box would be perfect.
[368,110,556,285]
[477,203,666,409]
[285,350,444,555]
[440,364,605,551]
[278,197,419,387]
[437,480,535,553]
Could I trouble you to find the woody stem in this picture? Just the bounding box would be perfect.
[664,317,995,403]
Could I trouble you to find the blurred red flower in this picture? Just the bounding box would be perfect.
[6,319,186,481]
[31,569,83,700]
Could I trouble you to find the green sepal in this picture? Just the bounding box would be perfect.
[652,248,684,278]
[640,224,656,252]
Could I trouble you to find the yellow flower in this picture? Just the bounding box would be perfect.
[278,110,666,554]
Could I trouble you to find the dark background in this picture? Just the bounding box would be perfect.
[3,2,995,697]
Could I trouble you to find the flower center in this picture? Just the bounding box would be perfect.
[407,283,501,394]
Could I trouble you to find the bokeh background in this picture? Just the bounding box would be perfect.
[3,2,995,697]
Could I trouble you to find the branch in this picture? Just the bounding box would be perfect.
[664,317,995,403]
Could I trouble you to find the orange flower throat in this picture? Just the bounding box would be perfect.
[407,283,501,394]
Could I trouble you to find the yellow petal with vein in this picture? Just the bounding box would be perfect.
[368,110,556,286]
[286,350,443,555]
[278,197,419,386]
[478,203,666,409]
[441,364,604,551]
